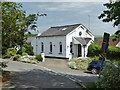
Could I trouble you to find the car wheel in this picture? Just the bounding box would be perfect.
[91,68,98,74]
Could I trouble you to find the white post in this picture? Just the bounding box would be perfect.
[69,53,72,61]
[118,24,120,30]
[41,53,45,62]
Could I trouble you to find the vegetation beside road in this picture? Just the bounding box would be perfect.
[2,44,43,64]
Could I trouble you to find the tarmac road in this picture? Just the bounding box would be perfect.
[1,58,97,88]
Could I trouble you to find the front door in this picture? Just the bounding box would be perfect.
[78,44,82,57]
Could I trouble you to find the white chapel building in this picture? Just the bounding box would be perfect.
[31,24,94,58]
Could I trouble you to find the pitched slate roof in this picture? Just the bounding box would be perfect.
[39,24,81,37]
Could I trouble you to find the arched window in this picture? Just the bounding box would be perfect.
[41,42,44,52]
[50,42,52,53]
[59,42,62,53]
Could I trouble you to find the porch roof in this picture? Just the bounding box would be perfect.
[73,37,91,45]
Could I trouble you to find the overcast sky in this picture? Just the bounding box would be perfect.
[6,0,119,35]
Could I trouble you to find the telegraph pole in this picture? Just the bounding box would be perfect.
[88,15,90,30]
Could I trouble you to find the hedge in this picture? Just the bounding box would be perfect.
[87,43,101,57]
[107,46,120,59]
[88,43,120,59]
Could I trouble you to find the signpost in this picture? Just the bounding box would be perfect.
[99,33,110,76]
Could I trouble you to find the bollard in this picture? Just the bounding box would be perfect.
[41,53,45,62]
[69,53,72,61]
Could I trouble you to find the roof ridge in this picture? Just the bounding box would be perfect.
[51,24,81,28]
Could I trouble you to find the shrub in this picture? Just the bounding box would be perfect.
[7,48,17,56]
[18,55,37,64]
[23,44,34,55]
[22,46,26,53]
[96,67,120,88]
[0,61,8,68]
[68,58,93,70]
[107,46,120,59]
[68,61,77,69]
[2,54,11,59]
[22,52,28,56]
[87,43,101,57]
[13,54,21,61]
[35,54,43,61]
[17,49,22,55]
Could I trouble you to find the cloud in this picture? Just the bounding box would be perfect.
[6,0,109,2]
[36,2,104,12]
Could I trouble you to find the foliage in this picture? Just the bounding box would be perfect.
[7,48,17,56]
[85,82,97,88]
[18,55,37,64]
[2,54,11,59]
[17,49,22,55]
[22,52,28,56]
[23,44,34,55]
[96,67,120,88]
[1,2,46,55]
[94,35,103,43]
[68,61,77,69]
[35,54,43,61]
[107,46,120,59]
[13,54,21,61]
[111,34,120,41]
[0,61,8,68]
[88,43,120,59]
[68,58,93,70]
[87,43,101,57]
[98,1,120,27]
[22,46,26,53]
[24,33,37,38]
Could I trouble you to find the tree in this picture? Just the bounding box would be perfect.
[98,1,120,41]
[1,2,46,55]
[98,1,120,27]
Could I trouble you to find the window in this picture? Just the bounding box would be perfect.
[70,42,72,53]
[59,42,62,53]
[41,42,44,52]
[50,42,52,53]
[79,31,82,36]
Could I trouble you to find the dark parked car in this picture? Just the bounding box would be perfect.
[87,60,118,74]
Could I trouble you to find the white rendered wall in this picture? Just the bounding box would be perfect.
[37,36,66,58]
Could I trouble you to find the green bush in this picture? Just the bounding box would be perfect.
[7,48,17,56]
[107,46,120,59]
[2,54,11,59]
[68,61,77,69]
[68,58,93,70]
[22,52,28,56]
[96,67,120,88]
[0,61,8,68]
[13,54,21,61]
[88,43,120,59]
[35,54,43,61]
[23,44,34,55]
[22,46,26,53]
[17,49,22,55]
[87,43,101,57]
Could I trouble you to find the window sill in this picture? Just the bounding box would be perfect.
[49,52,52,54]
[58,52,62,54]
